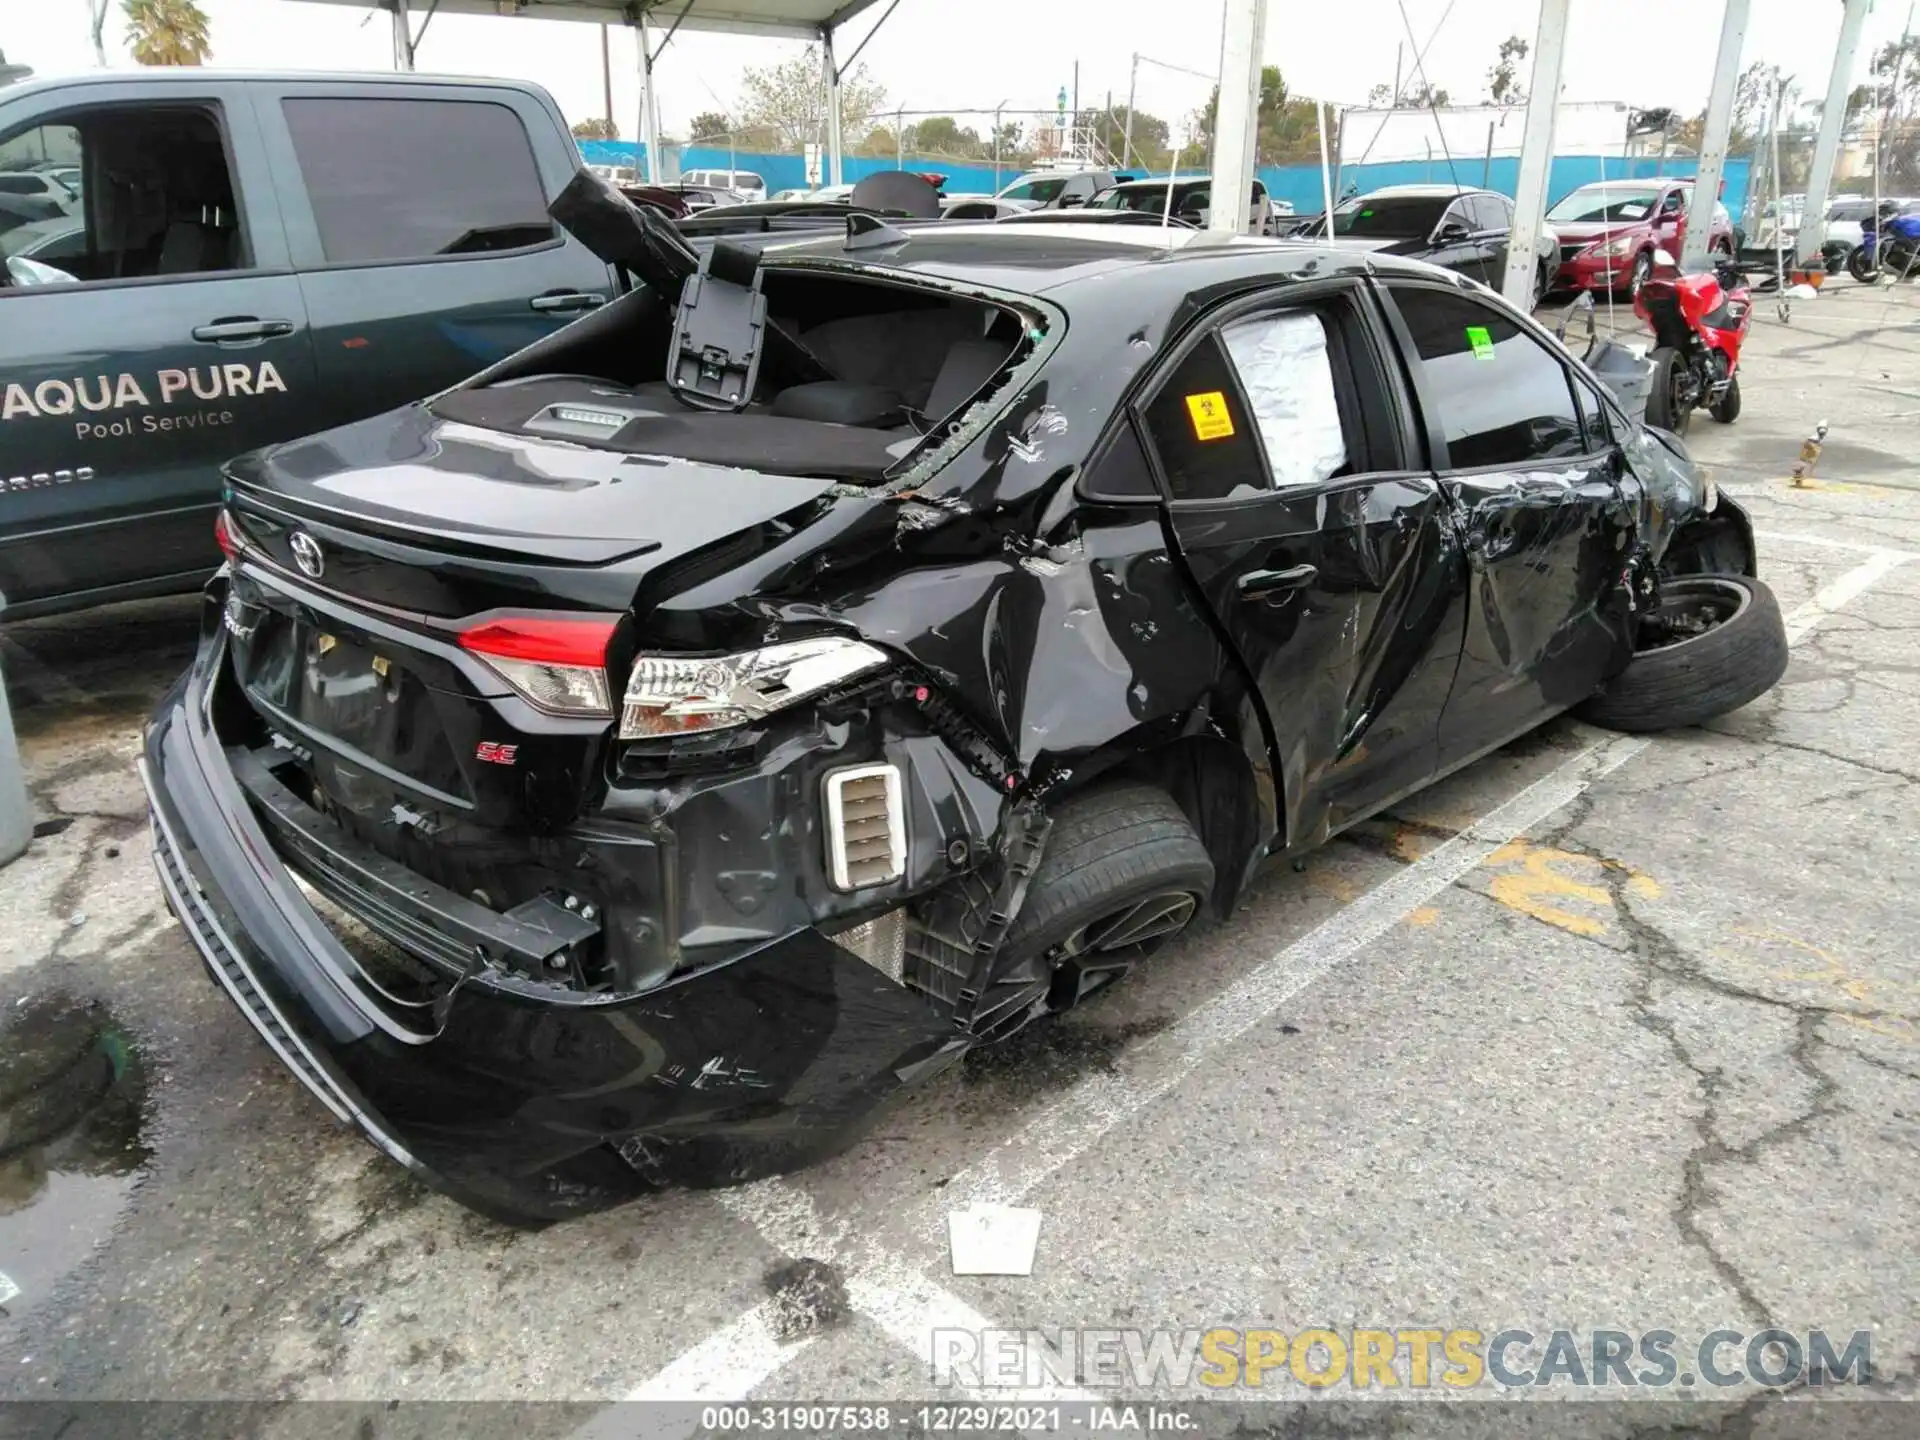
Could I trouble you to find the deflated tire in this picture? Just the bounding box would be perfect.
[1578,574,1789,732]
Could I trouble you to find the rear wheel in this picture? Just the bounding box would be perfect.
[1708,372,1741,424]
[999,783,1214,1005]
[1577,575,1788,732]
[1644,346,1694,434]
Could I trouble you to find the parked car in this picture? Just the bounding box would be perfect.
[1084,175,1274,235]
[768,186,813,202]
[940,196,1032,220]
[992,167,1131,209]
[681,167,766,202]
[1546,178,1735,296]
[0,70,618,619]
[0,167,79,215]
[143,177,1786,1220]
[1317,184,1561,307]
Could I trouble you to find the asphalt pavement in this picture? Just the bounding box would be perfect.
[2,274,1918,1437]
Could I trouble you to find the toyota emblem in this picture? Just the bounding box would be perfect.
[288,530,325,580]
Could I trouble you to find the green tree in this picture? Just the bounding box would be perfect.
[689,111,732,142]
[1487,35,1528,107]
[738,44,886,152]
[1194,66,1327,165]
[1077,105,1168,167]
[122,0,211,65]
[571,116,617,140]
[906,115,985,159]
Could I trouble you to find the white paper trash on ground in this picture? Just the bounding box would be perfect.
[948,1203,1043,1276]
[0,1271,20,1307]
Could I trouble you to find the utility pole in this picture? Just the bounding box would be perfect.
[1123,53,1139,168]
[1682,0,1749,268]
[1796,0,1873,268]
[1502,0,1570,309]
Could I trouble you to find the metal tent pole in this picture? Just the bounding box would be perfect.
[1796,0,1873,269]
[1682,0,1749,267]
[1209,0,1268,235]
[637,18,660,182]
[822,29,844,187]
[390,0,414,70]
[1501,0,1570,310]
[1123,53,1139,168]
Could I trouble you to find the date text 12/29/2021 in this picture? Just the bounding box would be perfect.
[699,1406,1200,1432]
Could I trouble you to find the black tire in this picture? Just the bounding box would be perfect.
[1577,575,1788,733]
[1645,346,1693,435]
[1848,244,1879,283]
[1708,372,1741,424]
[1001,783,1214,966]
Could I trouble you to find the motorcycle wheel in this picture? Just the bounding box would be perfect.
[1709,373,1741,424]
[1848,245,1879,282]
[1645,346,1693,435]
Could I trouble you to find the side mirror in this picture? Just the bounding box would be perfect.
[1435,220,1471,243]
[1056,192,1086,209]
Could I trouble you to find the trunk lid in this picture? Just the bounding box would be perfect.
[220,405,841,836]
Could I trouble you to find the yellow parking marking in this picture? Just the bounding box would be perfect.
[1484,839,1661,938]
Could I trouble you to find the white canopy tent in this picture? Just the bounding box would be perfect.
[294,0,902,184]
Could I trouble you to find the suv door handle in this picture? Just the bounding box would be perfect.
[1238,564,1319,599]
[529,291,605,313]
[192,317,293,344]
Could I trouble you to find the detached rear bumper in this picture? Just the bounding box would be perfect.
[143,651,965,1223]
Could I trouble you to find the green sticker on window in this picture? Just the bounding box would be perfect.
[1465,325,1495,359]
[1360,208,1374,217]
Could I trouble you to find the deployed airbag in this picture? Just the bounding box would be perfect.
[1221,312,1348,490]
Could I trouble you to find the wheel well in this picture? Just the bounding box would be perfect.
[1080,734,1273,919]
[1661,507,1758,579]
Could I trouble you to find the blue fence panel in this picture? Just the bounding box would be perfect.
[574,141,1749,220]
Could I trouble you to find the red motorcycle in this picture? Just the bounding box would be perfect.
[1634,248,1752,432]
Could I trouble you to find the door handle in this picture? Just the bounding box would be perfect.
[191,317,293,344]
[529,291,605,313]
[1237,564,1319,599]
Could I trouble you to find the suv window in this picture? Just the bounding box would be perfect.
[282,97,556,264]
[1390,286,1585,469]
[1466,194,1505,232]
[1,109,249,291]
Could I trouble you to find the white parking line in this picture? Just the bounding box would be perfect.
[594,550,1906,1422]
[1753,528,1920,561]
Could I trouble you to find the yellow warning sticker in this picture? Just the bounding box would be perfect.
[1184,391,1235,441]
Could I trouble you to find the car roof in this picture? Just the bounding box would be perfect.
[758,222,1425,299]
[0,68,555,103]
[1358,184,1480,198]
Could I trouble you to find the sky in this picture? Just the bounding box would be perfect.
[5,0,1916,148]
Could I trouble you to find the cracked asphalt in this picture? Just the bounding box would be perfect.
[1,277,1918,1436]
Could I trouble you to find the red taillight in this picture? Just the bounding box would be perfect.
[214,509,238,562]
[458,616,616,668]
[458,615,618,719]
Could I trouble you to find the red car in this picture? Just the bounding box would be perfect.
[1546,178,1736,297]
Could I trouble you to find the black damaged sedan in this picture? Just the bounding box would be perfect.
[143,179,1786,1221]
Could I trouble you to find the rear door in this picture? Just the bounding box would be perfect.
[1467,192,1512,287]
[1377,280,1635,769]
[251,80,615,437]
[0,80,315,615]
[1144,280,1466,851]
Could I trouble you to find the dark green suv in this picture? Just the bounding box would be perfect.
[0,70,615,619]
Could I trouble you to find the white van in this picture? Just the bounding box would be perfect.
[682,168,766,201]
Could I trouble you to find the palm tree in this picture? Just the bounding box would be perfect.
[123,0,212,66]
